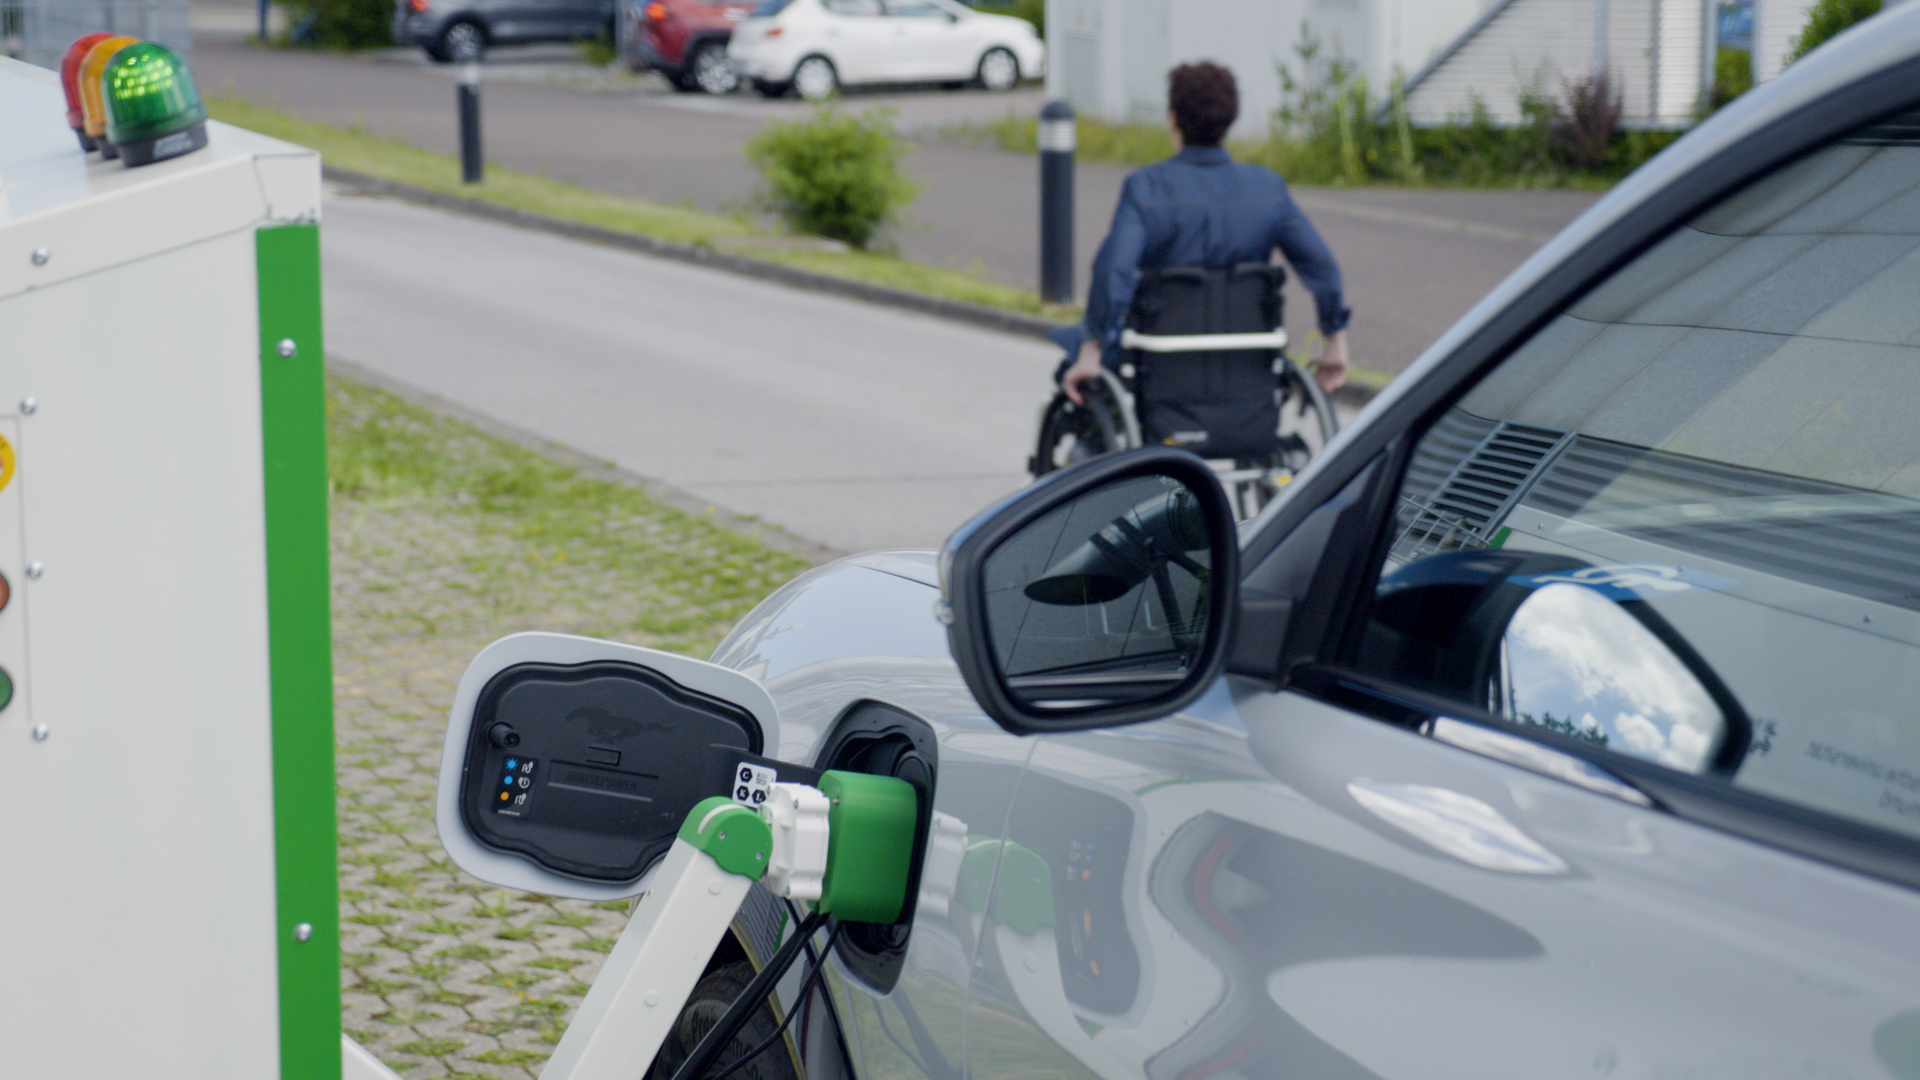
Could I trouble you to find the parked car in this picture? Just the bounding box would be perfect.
[440,7,1920,1078]
[618,0,759,93]
[729,0,1044,100]
[392,0,614,62]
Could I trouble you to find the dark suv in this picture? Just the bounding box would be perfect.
[393,0,614,63]
[617,0,758,93]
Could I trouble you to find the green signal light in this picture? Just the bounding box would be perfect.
[103,43,209,167]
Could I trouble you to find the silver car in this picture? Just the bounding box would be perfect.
[392,0,614,62]
[438,7,1920,1076]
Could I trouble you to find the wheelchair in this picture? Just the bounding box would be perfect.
[1029,264,1341,518]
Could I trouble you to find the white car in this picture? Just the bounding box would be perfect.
[729,0,1044,100]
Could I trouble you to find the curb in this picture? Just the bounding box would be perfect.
[321,166,1385,408]
[327,356,848,567]
[322,166,1070,342]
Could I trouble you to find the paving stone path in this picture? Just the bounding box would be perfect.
[328,376,809,1078]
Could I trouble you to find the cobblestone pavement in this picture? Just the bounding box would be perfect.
[328,376,810,1078]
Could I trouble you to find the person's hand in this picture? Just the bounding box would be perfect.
[1062,340,1105,406]
[1312,330,1350,395]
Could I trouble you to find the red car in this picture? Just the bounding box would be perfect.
[618,0,757,93]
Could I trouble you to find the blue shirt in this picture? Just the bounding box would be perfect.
[1074,146,1351,358]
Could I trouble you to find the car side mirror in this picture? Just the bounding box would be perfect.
[434,632,805,901]
[1373,550,1750,773]
[941,448,1239,735]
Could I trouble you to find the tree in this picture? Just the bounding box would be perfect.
[1788,0,1881,64]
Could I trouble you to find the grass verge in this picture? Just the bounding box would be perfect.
[209,96,1075,321]
[328,373,810,1077]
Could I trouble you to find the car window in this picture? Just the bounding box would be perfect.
[1352,109,1920,842]
[822,0,881,13]
[886,0,949,16]
[751,0,793,14]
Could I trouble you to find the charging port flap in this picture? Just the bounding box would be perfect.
[435,632,785,901]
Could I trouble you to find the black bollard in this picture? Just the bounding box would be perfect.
[1038,99,1075,305]
[458,61,483,183]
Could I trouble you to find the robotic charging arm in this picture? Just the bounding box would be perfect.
[542,772,918,1080]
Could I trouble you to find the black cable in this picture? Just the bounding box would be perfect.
[784,899,854,1078]
[668,910,828,1080]
[707,923,844,1080]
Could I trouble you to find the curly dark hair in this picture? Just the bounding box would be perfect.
[1169,62,1238,147]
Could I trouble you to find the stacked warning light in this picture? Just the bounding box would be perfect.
[59,34,210,168]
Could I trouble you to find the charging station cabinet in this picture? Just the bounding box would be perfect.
[0,55,352,1079]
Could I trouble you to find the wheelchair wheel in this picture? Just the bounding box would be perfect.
[1226,359,1343,517]
[1274,356,1340,473]
[1030,383,1127,478]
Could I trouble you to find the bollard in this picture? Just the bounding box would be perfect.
[1038,99,1075,305]
[258,0,270,41]
[458,61,483,183]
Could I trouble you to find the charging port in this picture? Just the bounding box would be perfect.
[813,702,938,992]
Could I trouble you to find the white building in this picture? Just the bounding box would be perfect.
[1047,0,1843,135]
[1046,0,1486,139]
[1401,0,1812,130]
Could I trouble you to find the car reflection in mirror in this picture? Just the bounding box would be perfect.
[982,475,1213,711]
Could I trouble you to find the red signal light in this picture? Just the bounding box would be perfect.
[645,1,668,20]
[60,32,114,149]
[407,0,429,10]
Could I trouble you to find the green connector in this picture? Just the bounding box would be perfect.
[679,797,773,878]
[817,770,918,924]
[989,842,1053,935]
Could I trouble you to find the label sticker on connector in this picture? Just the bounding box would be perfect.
[734,763,776,807]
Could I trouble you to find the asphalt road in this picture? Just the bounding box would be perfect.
[323,187,1058,554]
[191,18,1603,375]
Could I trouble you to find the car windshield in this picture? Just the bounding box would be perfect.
[750,0,792,15]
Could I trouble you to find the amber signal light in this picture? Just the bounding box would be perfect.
[645,1,668,20]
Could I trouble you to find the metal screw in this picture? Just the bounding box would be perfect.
[30,248,49,267]
[18,397,35,415]
[644,990,661,1007]
[31,724,48,742]
[293,922,313,942]
[25,562,42,580]
[276,339,297,358]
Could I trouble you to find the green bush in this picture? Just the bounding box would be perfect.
[1709,46,1753,109]
[969,0,1043,36]
[280,0,391,50]
[746,107,918,250]
[1788,0,1881,63]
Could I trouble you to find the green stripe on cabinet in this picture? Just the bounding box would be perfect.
[257,222,342,1080]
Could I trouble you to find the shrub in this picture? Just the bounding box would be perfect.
[1553,69,1621,171]
[280,0,390,49]
[1709,46,1753,109]
[969,0,1043,36]
[746,107,918,250]
[1788,0,1881,63]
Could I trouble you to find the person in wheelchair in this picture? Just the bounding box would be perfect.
[1060,61,1351,404]
[1045,62,1350,508]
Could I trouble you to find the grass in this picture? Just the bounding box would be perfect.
[327,375,810,654]
[207,96,1076,322]
[328,371,820,1076]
